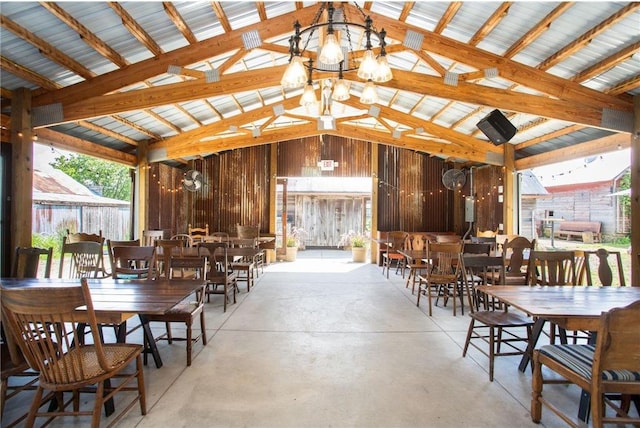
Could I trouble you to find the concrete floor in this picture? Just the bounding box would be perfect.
[2,250,612,427]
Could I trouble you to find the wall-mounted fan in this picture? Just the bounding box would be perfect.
[442,169,466,190]
[183,170,203,192]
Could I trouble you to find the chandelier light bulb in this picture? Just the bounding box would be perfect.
[300,82,318,106]
[319,33,344,65]
[373,55,393,83]
[331,78,350,101]
[357,49,378,80]
[359,80,378,104]
[281,56,307,88]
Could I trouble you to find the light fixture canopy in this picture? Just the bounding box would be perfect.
[282,2,391,106]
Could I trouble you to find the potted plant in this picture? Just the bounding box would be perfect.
[339,230,369,262]
[285,235,298,262]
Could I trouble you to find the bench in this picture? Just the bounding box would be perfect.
[553,221,601,243]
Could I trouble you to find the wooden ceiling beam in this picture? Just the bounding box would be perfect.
[434,2,462,34]
[537,3,640,71]
[514,133,630,170]
[109,2,163,57]
[573,41,640,83]
[163,2,197,45]
[32,6,318,107]
[40,2,128,67]
[468,2,513,47]
[211,2,232,33]
[356,4,633,111]
[0,15,95,79]
[0,55,60,90]
[36,128,137,166]
[77,120,139,146]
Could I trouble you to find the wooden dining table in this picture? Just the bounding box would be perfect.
[476,284,640,421]
[0,277,205,369]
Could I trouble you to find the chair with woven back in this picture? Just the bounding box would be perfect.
[532,300,640,427]
[198,242,238,312]
[65,230,109,277]
[188,224,209,245]
[381,231,408,279]
[144,250,207,366]
[11,246,53,279]
[0,278,147,427]
[416,240,464,316]
[58,240,104,279]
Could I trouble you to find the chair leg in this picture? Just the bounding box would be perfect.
[136,355,147,415]
[489,326,496,382]
[462,318,475,357]
[200,312,207,347]
[92,380,104,428]
[26,386,44,427]
[165,322,173,344]
[186,323,193,367]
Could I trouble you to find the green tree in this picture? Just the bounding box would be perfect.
[51,154,131,201]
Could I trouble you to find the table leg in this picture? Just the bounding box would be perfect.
[519,317,546,372]
[139,315,163,368]
[550,222,555,247]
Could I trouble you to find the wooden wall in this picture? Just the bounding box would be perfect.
[148,137,506,241]
[473,165,504,234]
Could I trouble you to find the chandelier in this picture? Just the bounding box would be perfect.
[281,2,392,111]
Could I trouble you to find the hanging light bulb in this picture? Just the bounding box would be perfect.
[331,61,350,101]
[373,55,392,83]
[359,79,378,104]
[299,60,317,106]
[281,56,307,88]
[357,49,378,80]
[319,33,343,65]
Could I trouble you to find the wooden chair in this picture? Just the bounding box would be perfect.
[471,236,497,253]
[435,234,462,243]
[188,223,209,244]
[236,224,260,239]
[155,239,186,278]
[199,242,238,312]
[58,240,103,279]
[484,236,536,285]
[526,250,577,286]
[230,246,258,292]
[142,229,164,246]
[107,239,141,276]
[462,260,534,381]
[144,252,207,366]
[209,232,230,243]
[171,233,194,247]
[416,241,463,316]
[1,278,146,427]
[66,230,109,277]
[532,300,640,427]
[381,231,408,279]
[460,242,493,308]
[11,246,53,279]
[111,245,156,280]
[404,234,428,292]
[476,227,498,237]
[583,248,626,287]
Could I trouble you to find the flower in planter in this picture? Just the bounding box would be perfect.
[338,230,369,249]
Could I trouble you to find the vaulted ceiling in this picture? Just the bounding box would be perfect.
[1,2,638,171]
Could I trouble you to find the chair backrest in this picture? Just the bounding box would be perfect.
[11,246,53,278]
[476,227,498,237]
[199,242,231,279]
[59,241,103,279]
[168,251,208,281]
[155,239,186,278]
[408,234,427,251]
[502,236,535,281]
[143,230,164,246]
[527,250,576,285]
[171,234,194,247]
[470,236,497,252]
[107,239,140,273]
[592,300,640,420]
[188,224,209,244]
[386,231,408,253]
[66,230,104,244]
[583,248,625,287]
[1,278,110,381]
[209,232,230,243]
[111,245,156,279]
[462,242,492,256]
[435,234,462,243]
[495,234,519,254]
[573,250,587,285]
[461,255,505,286]
[426,241,463,279]
[233,238,258,248]
[237,224,260,239]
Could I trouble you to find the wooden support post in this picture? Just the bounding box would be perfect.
[269,142,277,236]
[371,142,379,264]
[503,143,515,234]
[10,88,33,257]
[136,140,149,241]
[632,96,639,286]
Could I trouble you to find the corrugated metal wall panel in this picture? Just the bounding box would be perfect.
[474,165,503,233]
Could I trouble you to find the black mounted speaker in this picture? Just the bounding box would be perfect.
[476,109,516,145]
